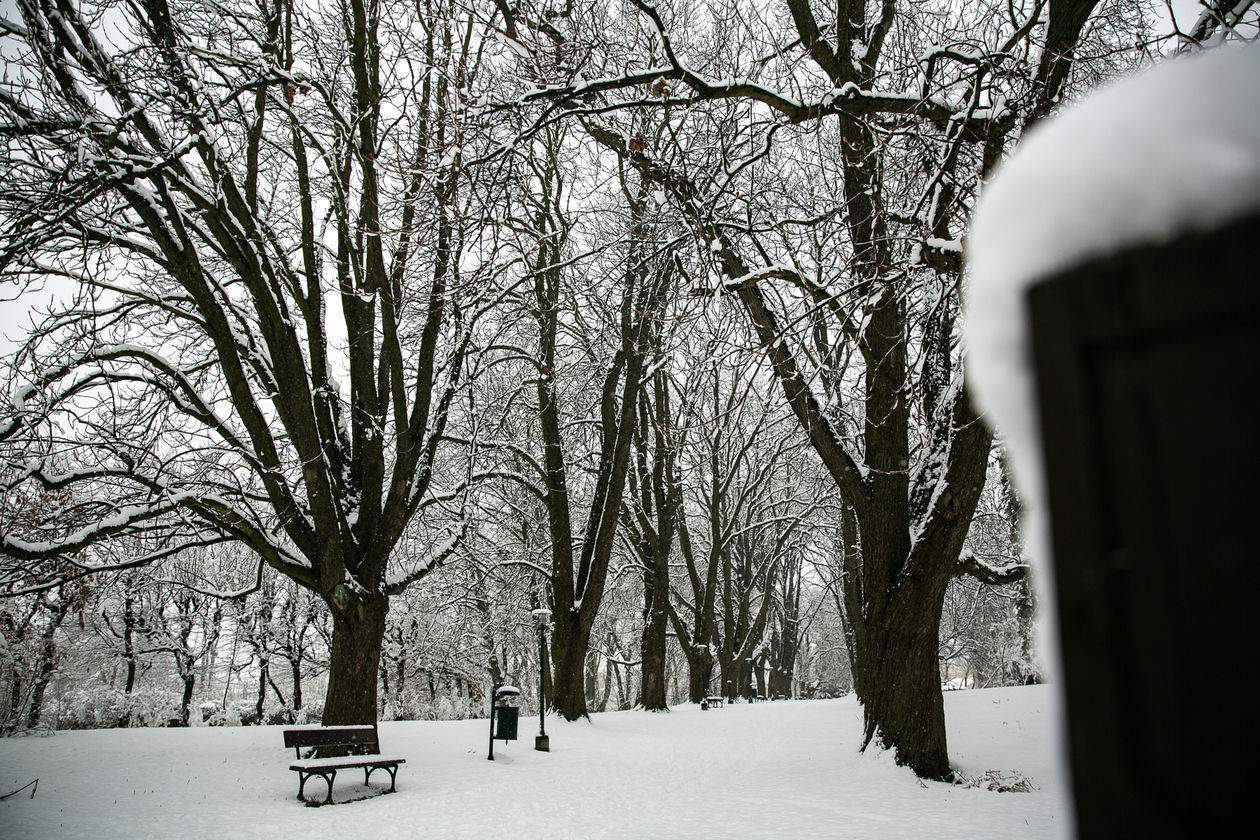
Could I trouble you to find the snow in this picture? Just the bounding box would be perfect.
[1,687,1063,839]
[9,382,35,412]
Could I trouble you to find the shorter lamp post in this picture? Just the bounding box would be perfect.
[531,607,552,752]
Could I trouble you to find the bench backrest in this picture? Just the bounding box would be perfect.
[284,725,380,759]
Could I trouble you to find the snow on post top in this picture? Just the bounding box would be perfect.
[965,45,1260,490]
[969,45,1260,298]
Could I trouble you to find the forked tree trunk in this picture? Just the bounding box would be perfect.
[322,596,389,726]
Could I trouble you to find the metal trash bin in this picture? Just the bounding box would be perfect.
[487,683,520,760]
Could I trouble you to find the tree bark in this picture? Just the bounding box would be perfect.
[25,626,61,729]
[323,595,389,726]
[291,657,303,715]
[179,671,196,727]
[859,570,954,780]
[631,364,679,711]
[255,659,268,724]
[639,574,670,709]
[687,646,715,702]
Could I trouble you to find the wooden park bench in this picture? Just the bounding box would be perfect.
[703,695,725,709]
[283,725,406,805]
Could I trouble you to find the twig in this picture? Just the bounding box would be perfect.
[0,778,38,799]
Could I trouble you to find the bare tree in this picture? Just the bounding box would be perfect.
[0,0,511,724]
[508,128,674,719]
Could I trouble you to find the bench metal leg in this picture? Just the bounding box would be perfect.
[364,764,399,793]
[298,769,336,805]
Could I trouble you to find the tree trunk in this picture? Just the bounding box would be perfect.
[255,658,268,724]
[588,650,603,712]
[599,656,615,713]
[322,595,389,725]
[290,657,303,715]
[25,635,57,730]
[122,589,138,704]
[551,610,593,719]
[3,665,22,734]
[179,671,196,727]
[639,572,669,710]
[859,573,953,780]
[686,646,714,702]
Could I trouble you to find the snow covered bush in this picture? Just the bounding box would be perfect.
[51,685,180,730]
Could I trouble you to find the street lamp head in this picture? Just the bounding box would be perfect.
[531,607,553,626]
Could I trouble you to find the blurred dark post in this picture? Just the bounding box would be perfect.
[1028,208,1259,838]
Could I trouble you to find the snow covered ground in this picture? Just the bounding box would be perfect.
[1,686,1063,839]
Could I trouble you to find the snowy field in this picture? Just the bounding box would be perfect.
[1,686,1063,839]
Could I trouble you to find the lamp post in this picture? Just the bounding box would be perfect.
[531,607,552,752]
[487,656,500,761]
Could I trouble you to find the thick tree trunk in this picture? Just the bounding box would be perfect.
[639,573,669,710]
[859,574,953,780]
[322,595,389,725]
[551,611,593,720]
[768,631,794,698]
[719,654,746,703]
[686,647,714,702]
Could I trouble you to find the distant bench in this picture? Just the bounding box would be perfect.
[703,696,725,708]
[283,725,406,805]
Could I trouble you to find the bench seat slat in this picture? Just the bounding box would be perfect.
[290,755,406,771]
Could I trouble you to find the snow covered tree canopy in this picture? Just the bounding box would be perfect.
[0,0,523,722]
